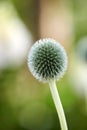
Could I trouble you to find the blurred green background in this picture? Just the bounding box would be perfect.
[0,0,87,130]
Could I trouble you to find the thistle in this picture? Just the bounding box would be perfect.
[28,38,68,130]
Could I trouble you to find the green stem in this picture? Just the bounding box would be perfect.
[48,80,68,130]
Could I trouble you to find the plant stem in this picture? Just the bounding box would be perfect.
[48,80,68,130]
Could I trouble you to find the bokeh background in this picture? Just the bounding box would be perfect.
[0,0,87,130]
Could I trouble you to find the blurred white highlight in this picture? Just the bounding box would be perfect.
[0,2,32,69]
[70,37,87,110]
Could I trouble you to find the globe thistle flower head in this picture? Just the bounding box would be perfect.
[28,38,68,82]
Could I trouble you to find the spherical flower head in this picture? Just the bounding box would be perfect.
[28,38,68,82]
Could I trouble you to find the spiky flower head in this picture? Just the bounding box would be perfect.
[28,38,68,82]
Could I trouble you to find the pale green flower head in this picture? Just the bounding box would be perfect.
[28,38,68,82]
